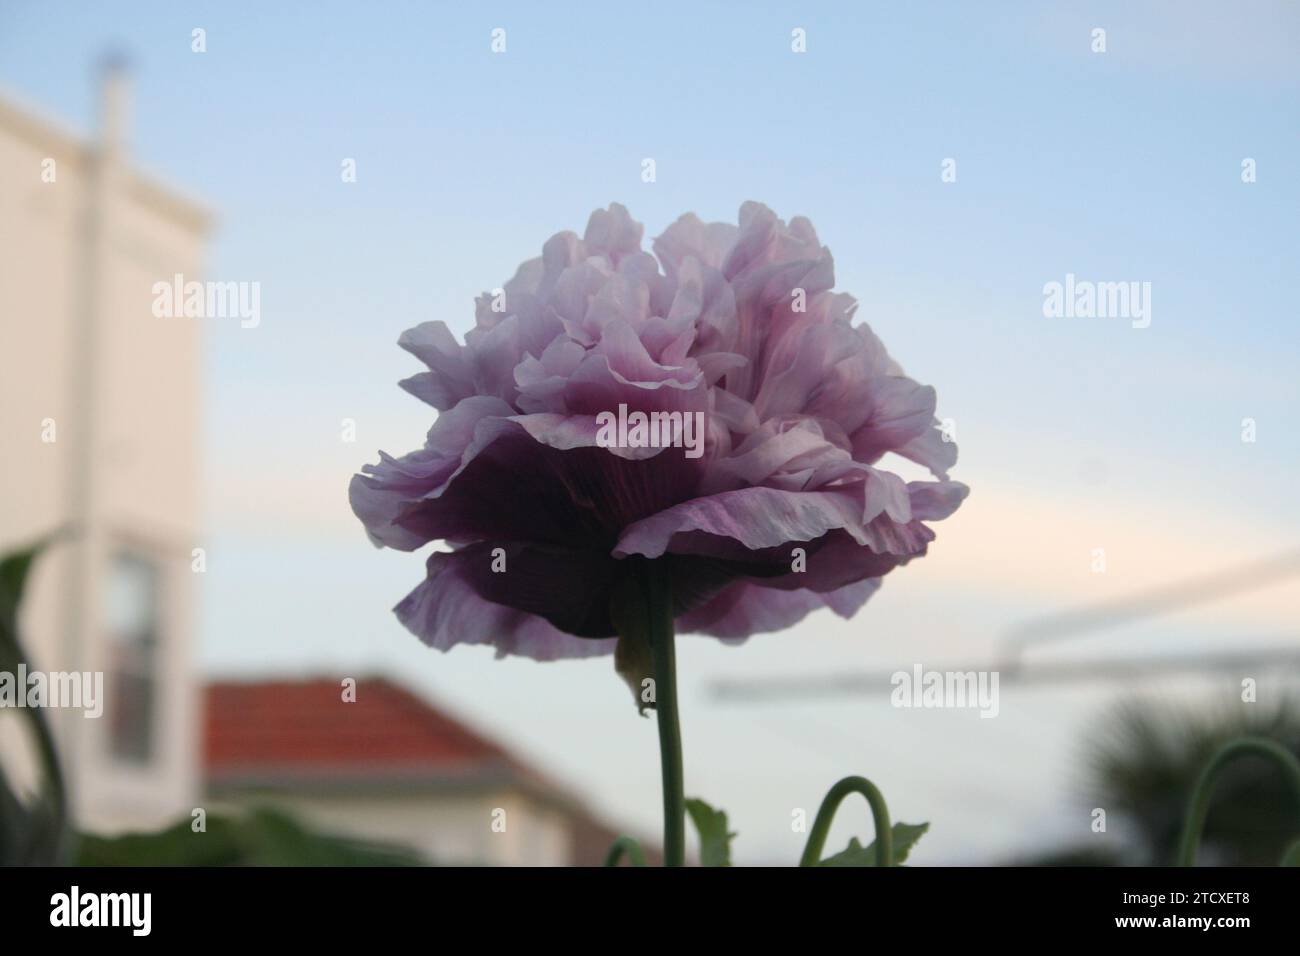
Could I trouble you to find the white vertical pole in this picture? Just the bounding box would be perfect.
[62,54,128,799]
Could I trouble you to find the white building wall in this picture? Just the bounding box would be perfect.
[0,77,209,833]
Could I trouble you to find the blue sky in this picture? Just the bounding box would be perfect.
[3,1,1297,862]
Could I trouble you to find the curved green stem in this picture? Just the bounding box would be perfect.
[1176,736,1300,867]
[2,632,70,864]
[603,835,649,867]
[644,562,685,867]
[25,689,70,861]
[799,775,892,867]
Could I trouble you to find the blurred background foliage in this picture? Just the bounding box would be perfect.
[75,807,423,867]
[1085,696,1300,866]
[1013,696,1300,866]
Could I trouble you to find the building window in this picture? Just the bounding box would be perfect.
[105,552,160,763]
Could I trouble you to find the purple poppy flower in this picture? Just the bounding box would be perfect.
[350,202,967,662]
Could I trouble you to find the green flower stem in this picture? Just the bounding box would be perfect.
[799,775,892,867]
[603,835,649,867]
[643,561,685,867]
[1176,736,1300,867]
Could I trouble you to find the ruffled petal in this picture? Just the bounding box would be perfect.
[614,486,870,558]
[678,578,880,641]
[353,202,967,660]
[396,549,617,660]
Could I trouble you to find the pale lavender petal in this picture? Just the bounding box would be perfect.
[679,578,877,640]
[908,480,970,520]
[848,376,939,465]
[614,486,871,559]
[653,214,738,277]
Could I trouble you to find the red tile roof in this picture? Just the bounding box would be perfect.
[203,676,662,865]
[204,677,517,777]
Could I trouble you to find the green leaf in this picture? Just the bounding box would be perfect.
[685,797,735,867]
[603,835,648,867]
[77,813,247,866]
[819,821,929,866]
[0,537,52,667]
[0,542,41,615]
[238,807,422,866]
[76,807,423,867]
